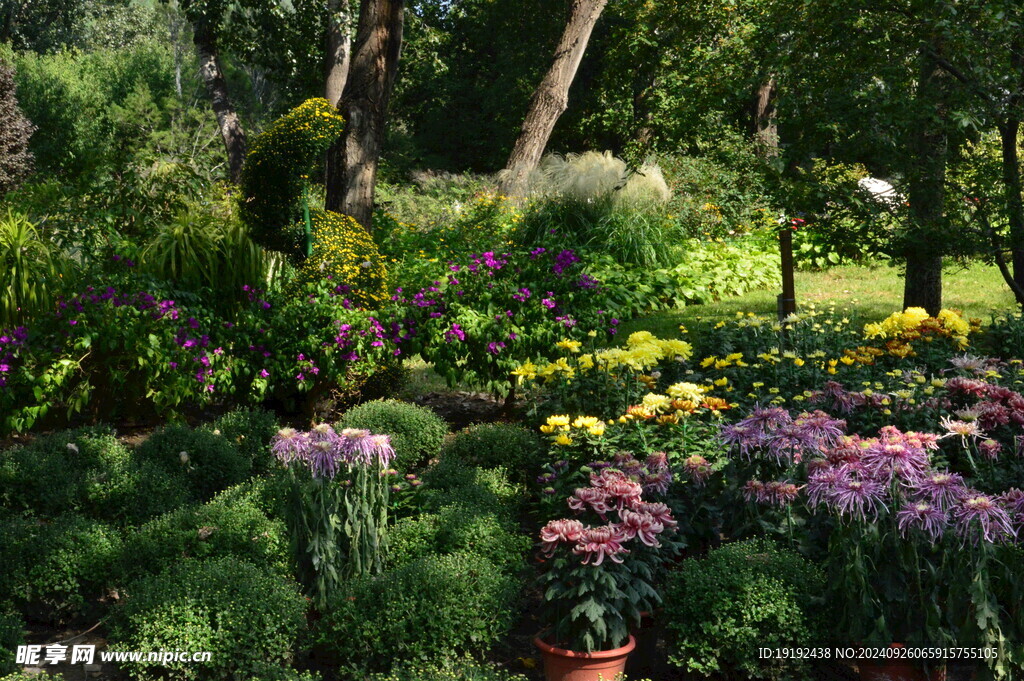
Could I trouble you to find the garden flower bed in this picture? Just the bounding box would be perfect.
[3,304,1024,680]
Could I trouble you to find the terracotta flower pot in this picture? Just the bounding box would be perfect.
[534,634,636,681]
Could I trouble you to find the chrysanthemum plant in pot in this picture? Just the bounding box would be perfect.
[722,406,1023,680]
[536,466,681,681]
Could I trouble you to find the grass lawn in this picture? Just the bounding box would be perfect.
[620,261,1019,339]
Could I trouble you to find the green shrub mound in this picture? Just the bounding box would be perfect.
[663,538,826,681]
[316,552,520,673]
[369,658,529,681]
[124,492,289,582]
[0,428,192,525]
[110,557,307,681]
[204,408,279,475]
[137,424,250,502]
[441,423,543,481]
[0,607,23,675]
[388,504,530,572]
[0,514,122,624]
[421,458,523,516]
[336,399,447,469]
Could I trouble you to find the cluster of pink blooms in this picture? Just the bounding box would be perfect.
[539,468,677,566]
[271,424,395,479]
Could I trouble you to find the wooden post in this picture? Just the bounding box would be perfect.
[778,226,796,321]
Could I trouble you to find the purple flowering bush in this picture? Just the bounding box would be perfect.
[720,405,1023,654]
[0,276,405,433]
[390,242,641,395]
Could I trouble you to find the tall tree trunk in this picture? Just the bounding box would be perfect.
[325,0,352,107]
[753,76,778,156]
[1000,119,1024,305]
[499,0,608,197]
[324,0,404,230]
[903,49,947,315]
[194,24,246,183]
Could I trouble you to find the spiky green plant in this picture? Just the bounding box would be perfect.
[140,196,281,305]
[0,209,62,326]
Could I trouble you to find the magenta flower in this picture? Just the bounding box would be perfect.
[572,526,629,565]
[683,454,712,485]
[617,510,664,546]
[539,519,586,556]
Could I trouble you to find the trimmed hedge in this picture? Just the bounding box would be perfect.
[337,399,447,470]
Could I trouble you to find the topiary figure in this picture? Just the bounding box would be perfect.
[239,98,386,308]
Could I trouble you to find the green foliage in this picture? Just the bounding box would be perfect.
[0,210,63,327]
[387,503,530,572]
[663,538,826,680]
[0,59,35,195]
[368,658,529,681]
[375,172,497,227]
[441,422,544,482]
[124,492,290,582]
[515,153,677,269]
[110,557,307,681]
[204,408,279,475]
[137,425,251,502]
[12,40,179,178]
[665,236,780,304]
[0,607,23,675]
[657,139,779,241]
[337,399,448,469]
[0,427,188,524]
[420,459,524,517]
[316,552,520,673]
[140,192,280,307]
[0,514,122,624]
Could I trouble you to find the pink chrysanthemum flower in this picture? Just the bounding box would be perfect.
[568,487,612,514]
[539,519,586,556]
[572,526,630,565]
[617,509,664,546]
[954,493,1017,544]
[271,427,308,464]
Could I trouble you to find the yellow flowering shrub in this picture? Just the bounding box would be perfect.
[295,211,388,308]
[863,307,977,349]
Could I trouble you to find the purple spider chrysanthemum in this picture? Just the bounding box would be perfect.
[765,424,817,464]
[792,410,847,448]
[806,467,841,508]
[305,440,342,479]
[912,470,968,511]
[953,493,1017,544]
[271,427,309,464]
[828,475,887,521]
[896,500,947,543]
[720,423,761,457]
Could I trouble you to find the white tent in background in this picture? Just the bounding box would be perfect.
[857,177,901,204]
